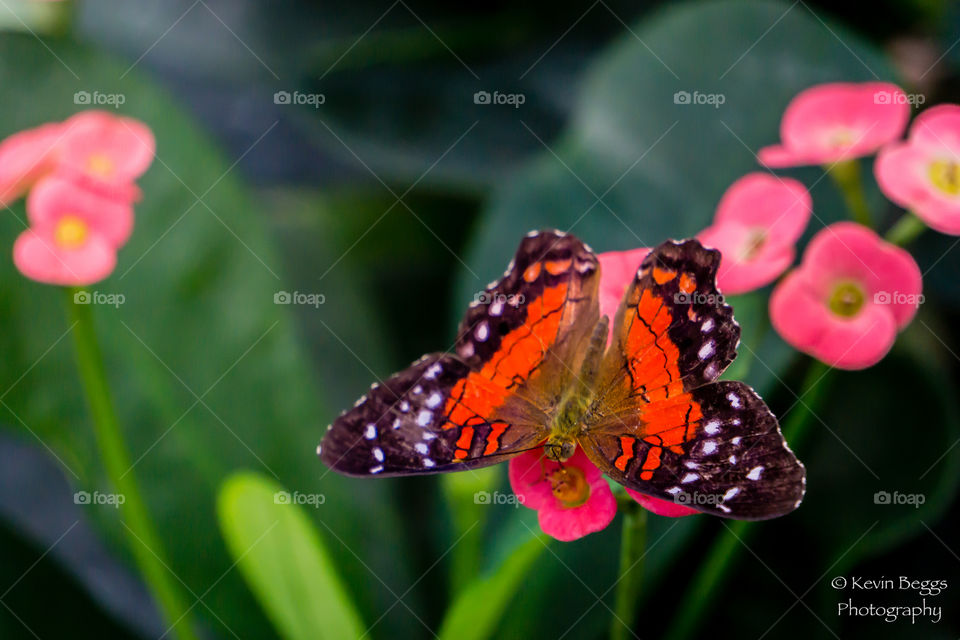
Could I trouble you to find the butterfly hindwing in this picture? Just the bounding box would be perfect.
[582,239,805,519]
[320,230,600,476]
[581,381,805,519]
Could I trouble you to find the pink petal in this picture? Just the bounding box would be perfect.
[13,228,116,286]
[537,486,616,541]
[27,176,134,248]
[508,448,555,511]
[714,173,812,241]
[0,122,65,206]
[762,83,910,168]
[757,144,824,168]
[626,489,698,517]
[909,104,960,154]
[700,223,796,294]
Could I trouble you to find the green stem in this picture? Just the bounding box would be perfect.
[885,211,927,247]
[611,502,647,640]
[827,160,872,228]
[663,358,833,640]
[66,288,198,640]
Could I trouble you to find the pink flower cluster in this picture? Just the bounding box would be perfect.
[516,81,959,541]
[0,111,155,286]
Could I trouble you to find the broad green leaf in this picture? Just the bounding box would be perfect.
[217,473,365,640]
[0,33,415,638]
[437,533,548,640]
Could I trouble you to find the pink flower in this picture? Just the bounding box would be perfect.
[0,122,65,207]
[0,111,155,207]
[759,82,910,168]
[698,173,812,294]
[770,222,922,370]
[875,104,960,235]
[13,178,132,286]
[57,111,155,201]
[509,448,616,541]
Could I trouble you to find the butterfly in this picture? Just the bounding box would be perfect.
[319,230,805,519]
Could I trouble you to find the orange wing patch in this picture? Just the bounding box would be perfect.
[623,289,683,402]
[442,282,570,431]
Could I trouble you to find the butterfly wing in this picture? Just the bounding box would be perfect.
[580,239,805,519]
[320,230,600,476]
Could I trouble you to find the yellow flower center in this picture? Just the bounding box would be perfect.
[54,216,89,249]
[737,228,767,261]
[549,466,590,508]
[828,281,865,318]
[928,159,960,196]
[86,153,115,177]
[828,128,854,149]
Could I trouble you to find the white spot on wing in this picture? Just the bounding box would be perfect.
[727,392,742,408]
[353,395,367,407]
[701,441,717,455]
[667,486,682,495]
[701,318,714,333]
[415,443,429,454]
[423,459,435,468]
[417,410,432,427]
[732,436,742,445]
[364,424,377,440]
[372,447,384,462]
[370,465,384,474]
[681,473,698,483]
[424,363,442,379]
[698,340,715,360]
[490,300,504,316]
[723,487,740,501]
[316,444,322,456]
[400,401,410,412]
[704,420,720,435]
[475,322,490,342]
[747,466,764,480]
[426,392,443,408]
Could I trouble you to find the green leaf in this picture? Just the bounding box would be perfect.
[437,533,548,640]
[217,473,366,640]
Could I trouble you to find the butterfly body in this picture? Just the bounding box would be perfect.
[320,230,805,520]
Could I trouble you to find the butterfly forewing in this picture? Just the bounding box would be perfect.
[320,230,600,476]
[582,239,805,519]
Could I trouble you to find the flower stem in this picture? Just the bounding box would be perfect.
[66,288,198,640]
[663,358,833,640]
[827,160,872,228]
[885,211,926,247]
[611,502,647,640]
